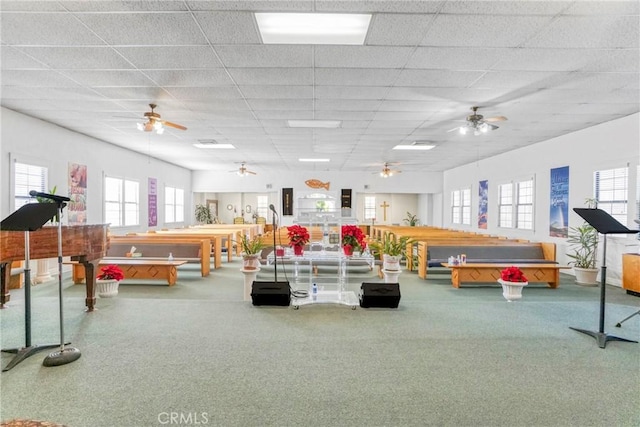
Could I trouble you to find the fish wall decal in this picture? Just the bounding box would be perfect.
[305,179,330,190]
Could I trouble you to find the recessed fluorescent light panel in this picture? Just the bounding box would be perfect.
[193,140,235,149]
[299,158,330,162]
[393,142,436,150]
[256,13,371,45]
[287,120,342,128]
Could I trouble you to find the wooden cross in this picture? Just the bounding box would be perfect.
[380,201,390,221]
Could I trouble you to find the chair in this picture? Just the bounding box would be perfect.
[256,216,266,225]
[233,217,245,224]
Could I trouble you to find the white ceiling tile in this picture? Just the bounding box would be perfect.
[117,46,224,69]
[315,46,414,68]
[423,15,552,48]
[441,1,567,16]
[366,13,436,46]
[164,87,244,100]
[58,70,157,87]
[407,47,510,70]
[2,70,82,87]
[315,68,400,86]
[15,47,135,70]
[143,69,236,86]
[77,13,207,45]
[1,13,106,45]
[216,45,312,68]
[61,1,189,12]
[1,46,49,69]
[228,68,313,85]
[240,85,313,99]
[315,86,388,100]
[525,16,639,49]
[194,12,262,44]
[395,69,485,87]
[247,99,313,110]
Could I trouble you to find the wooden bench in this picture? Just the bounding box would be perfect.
[106,237,211,275]
[417,242,559,281]
[442,262,571,288]
[73,259,188,286]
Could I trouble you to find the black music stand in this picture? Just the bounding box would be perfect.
[1,203,61,371]
[570,208,639,348]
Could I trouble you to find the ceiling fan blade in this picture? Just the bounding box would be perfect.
[246,170,257,175]
[447,127,461,133]
[162,120,187,131]
[485,116,507,122]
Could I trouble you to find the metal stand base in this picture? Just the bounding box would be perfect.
[1,343,63,372]
[569,327,638,349]
[615,310,640,328]
[42,346,81,367]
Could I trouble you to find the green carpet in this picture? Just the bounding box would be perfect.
[1,261,638,427]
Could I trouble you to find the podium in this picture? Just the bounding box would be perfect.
[1,203,61,371]
[570,208,638,349]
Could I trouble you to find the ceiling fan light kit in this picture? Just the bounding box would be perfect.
[137,103,186,134]
[454,106,506,136]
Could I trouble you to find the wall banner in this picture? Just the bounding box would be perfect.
[549,166,569,238]
[478,180,488,229]
[68,163,87,225]
[148,177,158,227]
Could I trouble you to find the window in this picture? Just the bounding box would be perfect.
[105,176,139,227]
[14,162,48,211]
[498,178,534,230]
[498,183,513,228]
[257,195,269,219]
[165,186,184,224]
[364,196,376,220]
[595,166,628,225]
[451,188,471,225]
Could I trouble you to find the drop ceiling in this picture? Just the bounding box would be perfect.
[1,1,638,174]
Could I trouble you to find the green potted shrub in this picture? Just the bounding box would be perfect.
[195,204,212,224]
[369,233,412,281]
[239,234,265,270]
[403,212,419,226]
[567,198,599,285]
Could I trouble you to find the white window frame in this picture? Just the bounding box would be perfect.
[105,176,140,227]
[595,166,628,225]
[257,195,269,219]
[364,196,376,220]
[451,188,471,225]
[165,186,184,224]
[14,161,48,211]
[498,177,534,230]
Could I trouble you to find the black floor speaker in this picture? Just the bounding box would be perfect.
[359,283,400,308]
[251,281,291,306]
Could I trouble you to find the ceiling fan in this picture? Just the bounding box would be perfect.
[136,103,187,134]
[448,106,507,135]
[230,162,257,177]
[378,162,401,178]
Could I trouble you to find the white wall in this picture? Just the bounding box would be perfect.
[442,113,640,286]
[1,107,192,232]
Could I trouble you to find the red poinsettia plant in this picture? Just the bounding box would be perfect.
[287,224,310,248]
[500,266,527,283]
[341,225,367,252]
[97,264,125,281]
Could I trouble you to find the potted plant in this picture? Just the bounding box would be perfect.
[96,264,124,298]
[341,224,367,256]
[369,234,412,282]
[498,266,528,301]
[403,212,419,226]
[566,198,599,285]
[287,224,309,256]
[194,204,212,224]
[35,185,61,223]
[239,234,265,270]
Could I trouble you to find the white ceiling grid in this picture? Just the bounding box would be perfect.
[0,0,638,173]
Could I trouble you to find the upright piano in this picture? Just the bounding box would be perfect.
[1,224,109,312]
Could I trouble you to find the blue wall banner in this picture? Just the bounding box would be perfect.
[478,180,488,229]
[550,166,569,237]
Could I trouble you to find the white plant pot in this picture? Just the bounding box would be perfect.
[574,267,599,286]
[242,254,261,270]
[383,255,401,272]
[498,279,528,302]
[96,279,119,298]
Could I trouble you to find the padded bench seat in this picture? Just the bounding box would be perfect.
[442,263,570,288]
